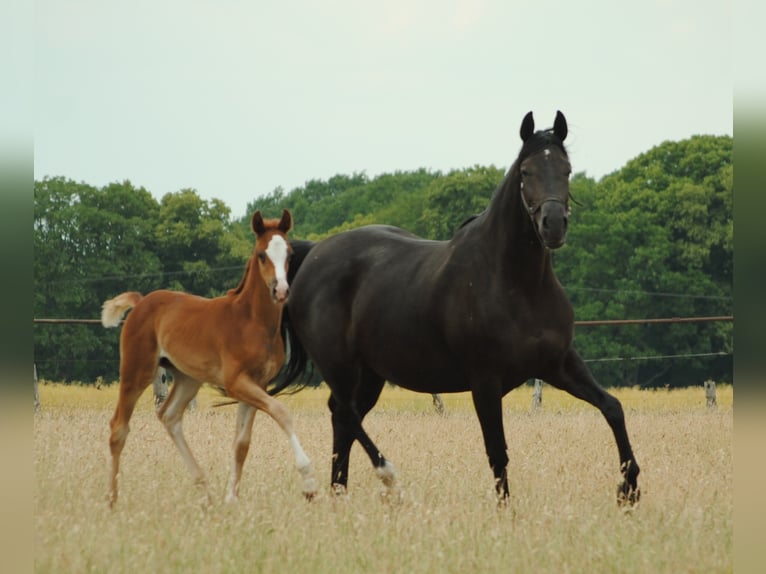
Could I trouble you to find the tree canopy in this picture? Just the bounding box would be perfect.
[34,134,732,386]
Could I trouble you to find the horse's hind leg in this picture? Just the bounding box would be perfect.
[327,369,391,495]
[549,349,641,507]
[156,371,208,503]
[225,402,256,503]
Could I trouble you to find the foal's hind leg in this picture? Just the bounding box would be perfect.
[156,371,209,503]
[225,402,256,503]
[549,349,641,507]
[108,361,156,507]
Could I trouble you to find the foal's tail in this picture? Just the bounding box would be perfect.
[101,292,143,328]
[267,239,317,397]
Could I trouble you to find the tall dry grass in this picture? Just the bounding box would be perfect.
[35,384,732,573]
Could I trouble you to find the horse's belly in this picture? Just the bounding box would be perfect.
[363,346,469,394]
[387,368,470,394]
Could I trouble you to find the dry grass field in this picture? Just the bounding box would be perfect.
[34,383,732,573]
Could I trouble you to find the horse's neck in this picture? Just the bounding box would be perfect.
[480,175,553,287]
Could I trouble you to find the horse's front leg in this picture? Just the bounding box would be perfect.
[470,379,510,504]
[548,349,641,507]
[225,402,257,503]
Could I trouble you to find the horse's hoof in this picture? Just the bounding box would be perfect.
[331,483,348,497]
[379,487,404,505]
[375,461,396,489]
[617,482,641,509]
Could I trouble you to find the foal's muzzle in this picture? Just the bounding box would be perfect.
[271,279,290,303]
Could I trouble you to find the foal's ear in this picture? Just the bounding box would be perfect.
[251,210,266,236]
[520,111,535,142]
[278,208,293,233]
[553,110,568,141]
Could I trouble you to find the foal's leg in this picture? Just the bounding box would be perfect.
[227,377,318,499]
[548,349,641,507]
[156,372,208,503]
[327,371,389,495]
[225,402,256,503]
[108,355,157,507]
[109,376,151,507]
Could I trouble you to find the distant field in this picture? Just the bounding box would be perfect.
[35,383,733,573]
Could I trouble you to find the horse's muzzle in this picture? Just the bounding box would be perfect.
[538,201,568,249]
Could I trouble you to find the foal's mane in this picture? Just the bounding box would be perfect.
[227,258,251,296]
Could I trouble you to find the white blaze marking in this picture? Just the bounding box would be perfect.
[265,235,289,291]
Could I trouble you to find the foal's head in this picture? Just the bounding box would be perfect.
[251,209,294,303]
[517,111,572,249]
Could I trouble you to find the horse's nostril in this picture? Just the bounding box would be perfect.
[542,216,549,229]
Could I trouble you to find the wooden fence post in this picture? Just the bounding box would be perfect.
[704,379,717,410]
[34,363,40,413]
[532,379,543,411]
[432,393,445,415]
[153,368,168,407]
[153,368,197,411]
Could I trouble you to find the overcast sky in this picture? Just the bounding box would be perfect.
[34,0,733,220]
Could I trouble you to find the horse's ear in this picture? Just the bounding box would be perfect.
[278,208,293,233]
[251,210,266,236]
[553,110,568,141]
[520,111,535,142]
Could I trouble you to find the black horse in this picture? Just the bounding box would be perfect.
[274,111,640,506]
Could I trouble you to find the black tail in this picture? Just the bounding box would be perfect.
[267,239,318,397]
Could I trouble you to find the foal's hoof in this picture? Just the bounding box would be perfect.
[617,482,641,510]
[302,478,319,502]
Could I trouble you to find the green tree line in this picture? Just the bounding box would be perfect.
[34,135,732,387]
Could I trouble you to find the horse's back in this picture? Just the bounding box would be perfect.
[288,225,467,391]
[293,225,446,305]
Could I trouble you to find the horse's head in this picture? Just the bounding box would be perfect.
[518,111,571,249]
[251,208,294,303]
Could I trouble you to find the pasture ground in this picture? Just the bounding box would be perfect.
[35,383,732,573]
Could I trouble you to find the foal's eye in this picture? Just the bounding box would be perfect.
[257,252,266,263]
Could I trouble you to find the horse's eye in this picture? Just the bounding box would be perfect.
[257,252,266,263]
[521,169,530,177]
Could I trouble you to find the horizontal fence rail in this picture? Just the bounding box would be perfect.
[34,315,734,326]
[574,316,733,326]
